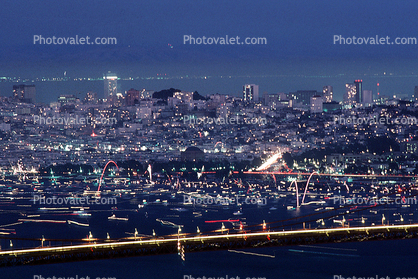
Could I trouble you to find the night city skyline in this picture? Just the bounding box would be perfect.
[2,1,418,103]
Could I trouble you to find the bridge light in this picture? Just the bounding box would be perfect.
[42,235,45,247]
[89,231,93,240]
[153,229,156,237]
[135,228,138,239]
[107,233,110,240]
[400,215,404,222]
[263,220,267,230]
[361,217,365,224]
[197,226,200,234]
[221,223,225,233]
[10,240,12,247]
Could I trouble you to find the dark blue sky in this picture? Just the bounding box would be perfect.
[1,0,418,102]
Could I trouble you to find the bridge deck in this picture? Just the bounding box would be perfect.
[1,224,418,267]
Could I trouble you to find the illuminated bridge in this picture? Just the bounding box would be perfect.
[1,223,418,267]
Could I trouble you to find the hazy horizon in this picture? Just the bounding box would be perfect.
[1,0,418,103]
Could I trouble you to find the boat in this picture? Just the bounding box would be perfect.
[68,220,89,227]
[233,210,243,216]
[156,218,183,228]
[171,207,187,212]
[108,214,128,221]
[73,208,91,217]
[18,219,66,224]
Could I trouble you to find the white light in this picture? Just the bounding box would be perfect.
[256,153,281,171]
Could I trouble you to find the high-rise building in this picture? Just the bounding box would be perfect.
[344,83,357,105]
[413,86,418,102]
[354,80,363,103]
[12,84,36,103]
[310,95,323,113]
[362,90,373,105]
[264,93,291,110]
[126,88,141,106]
[84,91,97,104]
[323,86,333,103]
[344,80,363,105]
[243,84,259,102]
[104,71,117,100]
[290,90,319,106]
[262,91,269,105]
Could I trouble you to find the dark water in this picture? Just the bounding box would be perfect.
[2,239,418,279]
[0,186,417,279]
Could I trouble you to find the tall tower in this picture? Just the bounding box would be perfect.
[243,84,259,102]
[322,86,333,103]
[104,71,118,100]
[354,79,362,103]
